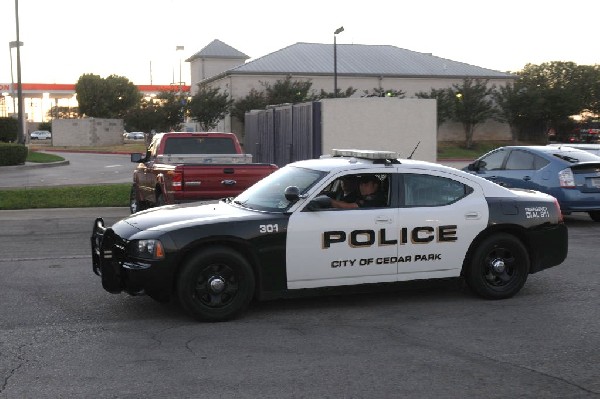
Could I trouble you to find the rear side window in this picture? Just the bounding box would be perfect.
[505,150,550,170]
[404,174,473,207]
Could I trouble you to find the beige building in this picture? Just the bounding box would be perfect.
[186,40,516,142]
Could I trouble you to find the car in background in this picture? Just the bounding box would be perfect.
[30,130,52,140]
[464,145,600,221]
[124,132,145,140]
[547,143,600,156]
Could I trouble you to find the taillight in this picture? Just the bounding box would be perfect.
[553,197,563,223]
[171,172,183,191]
[558,168,575,188]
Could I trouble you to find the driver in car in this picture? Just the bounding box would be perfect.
[330,175,386,209]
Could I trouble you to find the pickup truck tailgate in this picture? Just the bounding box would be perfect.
[173,164,278,201]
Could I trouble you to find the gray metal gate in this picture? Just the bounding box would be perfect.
[244,101,322,167]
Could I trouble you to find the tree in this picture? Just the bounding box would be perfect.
[516,62,588,140]
[46,106,79,120]
[315,87,357,99]
[362,88,406,98]
[492,83,528,143]
[449,78,496,149]
[415,88,453,132]
[124,90,188,133]
[231,88,268,123]
[75,73,141,118]
[261,76,313,105]
[188,85,233,131]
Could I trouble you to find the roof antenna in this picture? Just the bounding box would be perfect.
[407,141,420,159]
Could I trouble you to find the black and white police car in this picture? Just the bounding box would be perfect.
[91,149,568,321]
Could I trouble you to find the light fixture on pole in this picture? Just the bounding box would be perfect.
[333,26,344,98]
[8,41,22,114]
[176,45,184,94]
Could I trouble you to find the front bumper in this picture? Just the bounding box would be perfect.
[90,218,173,299]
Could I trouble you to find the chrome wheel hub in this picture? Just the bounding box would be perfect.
[209,276,226,293]
[491,258,506,273]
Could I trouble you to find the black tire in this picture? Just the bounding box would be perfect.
[588,211,600,222]
[465,233,529,299]
[176,247,255,321]
[129,185,145,214]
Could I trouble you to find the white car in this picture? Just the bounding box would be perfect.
[30,130,52,140]
[124,132,145,140]
[91,149,569,321]
[547,143,600,156]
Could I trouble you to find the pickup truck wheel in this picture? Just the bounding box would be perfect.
[177,247,255,321]
[129,185,147,213]
[465,233,529,300]
[156,192,165,207]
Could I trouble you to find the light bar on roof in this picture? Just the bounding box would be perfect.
[331,149,399,160]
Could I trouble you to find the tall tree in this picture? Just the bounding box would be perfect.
[75,74,141,118]
[492,83,528,143]
[188,85,233,131]
[449,78,496,149]
[415,88,453,132]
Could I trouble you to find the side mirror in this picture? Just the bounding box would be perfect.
[284,186,301,202]
[131,153,145,163]
[467,160,481,171]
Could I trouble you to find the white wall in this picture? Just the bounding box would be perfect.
[320,98,437,162]
[52,118,124,146]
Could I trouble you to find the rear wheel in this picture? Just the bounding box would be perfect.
[176,247,255,321]
[588,211,600,222]
[465,233,529,299]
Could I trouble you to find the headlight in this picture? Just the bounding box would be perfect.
[129,239,165,260]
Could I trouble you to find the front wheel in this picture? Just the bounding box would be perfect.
[176,247,255,321]
[465,233,529,299]
[129,185,145,214]
[588,211,600,222]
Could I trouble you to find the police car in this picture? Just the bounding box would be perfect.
[91,149,568,321]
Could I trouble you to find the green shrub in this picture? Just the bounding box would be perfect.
[0,117,18,142]
[0,143,28,166]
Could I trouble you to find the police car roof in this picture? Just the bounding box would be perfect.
[290,152,436,173]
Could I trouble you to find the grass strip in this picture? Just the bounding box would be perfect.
[0,184,130,210]
[26,151,65,163]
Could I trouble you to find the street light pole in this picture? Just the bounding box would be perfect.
[14,0,25,144]
[333,26,344,98]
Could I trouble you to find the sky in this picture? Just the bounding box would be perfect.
[2,0,599,87]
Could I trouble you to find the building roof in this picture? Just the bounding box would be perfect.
[224,42,513,79]
[186,39,249,62]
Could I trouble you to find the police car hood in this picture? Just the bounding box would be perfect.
[114,201,258,236]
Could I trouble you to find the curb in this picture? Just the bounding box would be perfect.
[0,160,70,170]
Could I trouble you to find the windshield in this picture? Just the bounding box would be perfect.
[552,150,600,163]
[234,166,326,212]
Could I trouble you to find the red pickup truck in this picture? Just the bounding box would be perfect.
[129,132,278,213]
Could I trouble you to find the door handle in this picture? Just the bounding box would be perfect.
[522,176,531,181]
[375,217,392,224]
[465,212,481,220]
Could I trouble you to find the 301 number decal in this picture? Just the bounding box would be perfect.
[259,224,279,233]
